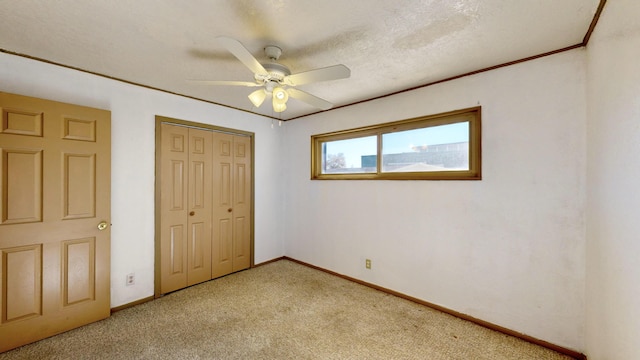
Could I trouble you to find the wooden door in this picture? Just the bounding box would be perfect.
[212,133,252,278]
[231,135,251,272]
[186,129,212,286]
[159,124,188,293]
[159,124,212,294]
[0,92,111,352]
[211,133,234,278]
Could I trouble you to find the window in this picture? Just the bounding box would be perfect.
[311,107,481,180]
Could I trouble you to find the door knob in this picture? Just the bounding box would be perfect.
[97,221,109,231]
[227,208,232,213]
[189,211,195,216]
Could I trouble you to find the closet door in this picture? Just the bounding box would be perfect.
[186,129,212,286]
[158,121,252,293]
[159,124,188,293]
[211,133,252,278]
[211,133,234,278]
[159,125,212,293]
[231,135,251,272]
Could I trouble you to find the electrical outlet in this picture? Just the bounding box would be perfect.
[365,259,372,269]
[126,273,135,286]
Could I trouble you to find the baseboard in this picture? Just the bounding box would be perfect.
[253,256,286,268]
[110,295,155,314]
[282,256,587,360]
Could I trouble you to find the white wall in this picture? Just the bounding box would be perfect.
[0,52,285,307]
[586,0,640,359]
[283,50,587,350]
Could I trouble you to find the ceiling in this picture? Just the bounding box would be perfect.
[0,0,603,120]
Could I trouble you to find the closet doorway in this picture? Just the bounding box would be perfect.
[155,116,253,296]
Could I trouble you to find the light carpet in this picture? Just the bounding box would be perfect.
[0,260,575,359]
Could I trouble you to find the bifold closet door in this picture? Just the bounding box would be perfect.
[159,124,212,294]
[211,133,252,278]
[186,128,213,286]
[231,135,252,272]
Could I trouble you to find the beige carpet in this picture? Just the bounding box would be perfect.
[0,260,575,359]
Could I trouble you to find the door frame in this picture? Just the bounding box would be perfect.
[153,116,255,298]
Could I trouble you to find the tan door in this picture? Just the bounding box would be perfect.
[212,133,252,278]
[159,124,212,294]
[231,135,252,272]
[186,129,213,286]
[0,92,111,352]
[159,124,188,293]
[211,133,233,278]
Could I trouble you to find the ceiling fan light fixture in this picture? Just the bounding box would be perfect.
[272,87,289,104]
[272,86,289,112]
[272,101,287,113]
[248,89,266,107]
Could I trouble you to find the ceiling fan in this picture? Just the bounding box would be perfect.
[191,36,350,113]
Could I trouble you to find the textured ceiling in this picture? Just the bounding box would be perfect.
[0,0,602,120]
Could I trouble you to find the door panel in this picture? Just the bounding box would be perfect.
[233,215,249,270]
[212,133,234,278]
[170,160,185,210]
[190,222,206,268]
[169,225,185,275]
[232,136,251,271]
[63,153,95,219]
[62,237,95,305]
[0,92,111,353]
[187,129,212,286]
[63,118,95,142]
[212,133,252,275]
[2,245,42,322]
[1,149,42,224]
[160,124,188,293]
[2,108,42,136]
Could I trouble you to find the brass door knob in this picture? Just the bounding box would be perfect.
[97,221,109,231]
[227,208,232,213]
[189,211,195,216]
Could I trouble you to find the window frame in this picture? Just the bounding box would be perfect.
[310,106,481,180]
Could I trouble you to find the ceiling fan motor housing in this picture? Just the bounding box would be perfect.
[255,62,291,84]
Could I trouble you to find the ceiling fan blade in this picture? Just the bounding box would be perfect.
[287,88,333,110]
[284,64,350,86]
[217,36,268,76]
[187,80,261,87]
